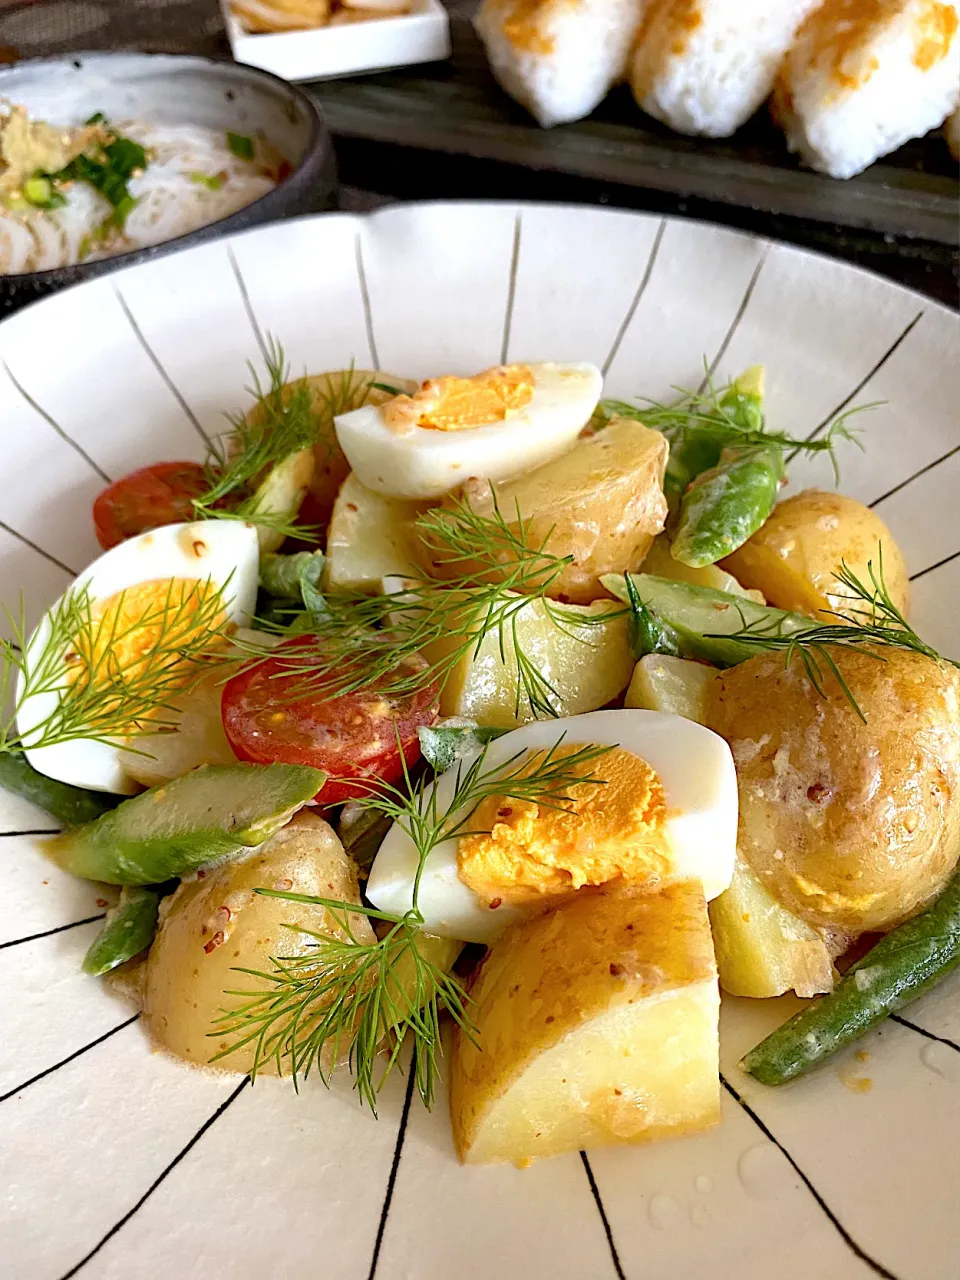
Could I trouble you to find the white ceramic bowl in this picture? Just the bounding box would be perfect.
[0,202,956,1280]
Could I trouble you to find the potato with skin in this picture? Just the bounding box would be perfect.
[721,489,909,622]
[143,811,374,1073]
[450,882,721,1165]
[708,646,960,943]
[425,417,668,604]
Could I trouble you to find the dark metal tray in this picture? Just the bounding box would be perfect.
[308,0,960,247]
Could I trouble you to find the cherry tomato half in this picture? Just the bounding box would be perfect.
[93,461,210,550]
[220,638,440,806]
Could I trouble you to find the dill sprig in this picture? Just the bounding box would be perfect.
[715,552,958,721]
[243,494,615,720]
[212,737,612,1110]
[602,368,872,484]
[1,577,231,753]
[193,337,320,541]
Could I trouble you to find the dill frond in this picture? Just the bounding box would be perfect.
[213,738,612,1109]
[239,494,616,721]
[1,577,232,753]
[602,366,875,480]
[192,336,320,541]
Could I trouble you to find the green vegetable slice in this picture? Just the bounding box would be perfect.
[189,171,224,190]
[671,444,783,568]
[338,805,393,871]
[624,573,682,659]
[418,722,508,773]
[82,885,166,976]
[602,574,810,667]
[23,176,66,210]
[227,131,255,161]
[741,869,960,1085]
[45,763,324,885]
[0,752,122,827]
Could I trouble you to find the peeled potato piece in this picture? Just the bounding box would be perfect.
[710,860,835,998]
[721,488,909,622]
[625,653,716,722]
[451,882,721,1165]
[143,811,374,1073]
[422,594,635,727]
[325,472,427,594]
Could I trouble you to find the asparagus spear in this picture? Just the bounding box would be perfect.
[45,762,324,885]
[0,751,122,827]
[82,886,166,975]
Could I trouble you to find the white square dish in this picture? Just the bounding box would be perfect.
[221,0,451,82]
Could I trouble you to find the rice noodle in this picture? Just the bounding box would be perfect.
[0,120,278,275]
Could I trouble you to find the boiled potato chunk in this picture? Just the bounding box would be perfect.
[721,489,909,622]
[326,472,427,594]
[143,812,374,1073]
[709,861,834,998]
[450,882,720,1164]
[428,417,668,604]
[640,535,764,602]
[121,665,237,788]
[708,646,960,940]
[425,596,634,727]
[625,654,716,722]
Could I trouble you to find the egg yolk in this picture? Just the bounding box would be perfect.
[382,364,534,434]
[457,744,670,907]
[66,577,226,732]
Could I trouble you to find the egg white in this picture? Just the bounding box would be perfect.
[366,709,738,944]
[333,361,603,501]
[17,521,260,794]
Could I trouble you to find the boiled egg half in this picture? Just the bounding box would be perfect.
[366,709,738,944]
[334,361,603,500]
[17,520,259,794]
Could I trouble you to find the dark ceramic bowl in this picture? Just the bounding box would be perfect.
[0,51,336,316]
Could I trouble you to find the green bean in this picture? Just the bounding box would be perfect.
[671,445,784,568]
[0,752,122,827]
[741,869,960,1085]
[82,885,165,976]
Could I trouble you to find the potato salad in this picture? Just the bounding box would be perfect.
[2,350,957,1166]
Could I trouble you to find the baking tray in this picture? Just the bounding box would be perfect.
[307,0,960,246]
